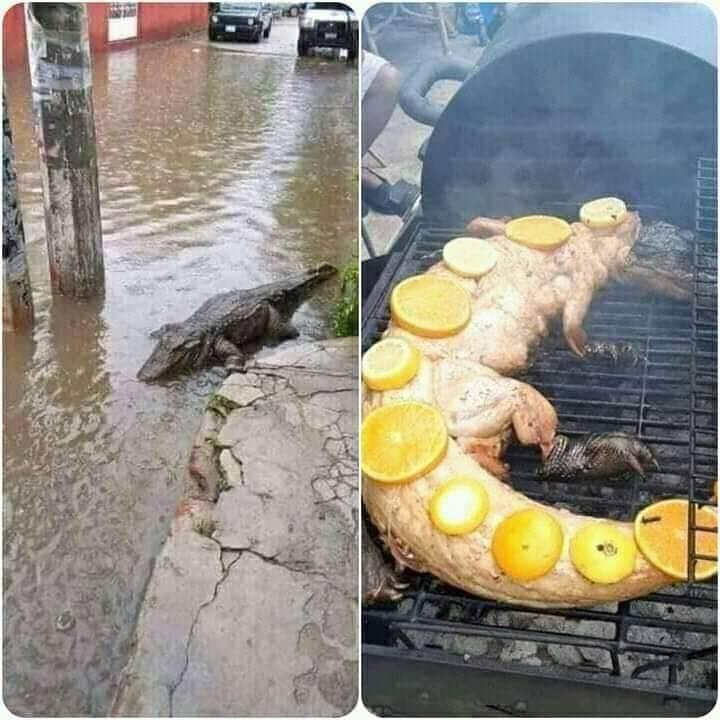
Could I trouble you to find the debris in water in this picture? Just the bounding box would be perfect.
[55,610,75,633]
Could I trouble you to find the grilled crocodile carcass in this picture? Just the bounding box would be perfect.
[363,353,674,609]
[394,215,695,377]
[138,263,337,382]
[387,214,641,375]
[363,213,679,608]
[465,217,694,301]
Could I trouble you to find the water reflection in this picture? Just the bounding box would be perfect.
[3,36,357,715]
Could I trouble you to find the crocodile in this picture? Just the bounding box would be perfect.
[137,263,337,382]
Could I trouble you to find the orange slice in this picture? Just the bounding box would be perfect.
[390,275,471,338]
[570,523,637,584]
[505,215,572,251]
[362,338,421,391]
[361,402,448,484]
[635,499,717,581]
[580,197,628,228]
[442,237,498,278]
[492,508,564,581]
[429,476,490,536]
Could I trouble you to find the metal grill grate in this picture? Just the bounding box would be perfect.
[362,161,717,703]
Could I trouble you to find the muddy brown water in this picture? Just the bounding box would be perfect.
[3,34,357,716]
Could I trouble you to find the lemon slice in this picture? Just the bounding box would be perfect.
[492,509,564,581]
[570,523,637,584]
[390,275,471,338]
[361,402,448,484]
[505,215,572,251]
[580,197,628,228]
[362,338,420,391]
[635,499,717,580]
[429,476,490,535]
[442,237,498,278]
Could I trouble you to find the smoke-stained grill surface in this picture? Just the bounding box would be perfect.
[420,3,717,230]
[361,160,717,713]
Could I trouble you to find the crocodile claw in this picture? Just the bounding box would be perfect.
[363,573,410,606]
[362,520,410,606]
[583,341,647,366]
[538,432,659,482]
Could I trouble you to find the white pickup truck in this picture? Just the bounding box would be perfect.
[297,2,358,59]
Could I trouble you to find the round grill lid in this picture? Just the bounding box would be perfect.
[421,3,717,229]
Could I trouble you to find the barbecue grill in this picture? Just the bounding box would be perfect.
[362,4,717,715]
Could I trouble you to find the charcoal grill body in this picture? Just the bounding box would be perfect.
[363,647,713,716]
[421,2,717,229]
[362,3,716,715]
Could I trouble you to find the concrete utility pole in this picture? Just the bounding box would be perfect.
[3,87,35,331]
[25,3,104,298]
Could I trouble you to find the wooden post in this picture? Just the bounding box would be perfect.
[3,87,34,331]
[25,3,104,298]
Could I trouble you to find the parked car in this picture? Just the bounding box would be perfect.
[208,3,273,42]
[297,2,357,59]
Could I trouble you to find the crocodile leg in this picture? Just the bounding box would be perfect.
[213,336,244,359]
[213,337,247,371]
[276,321,300,340]
[266,304,300,340]
[362,520,409,605]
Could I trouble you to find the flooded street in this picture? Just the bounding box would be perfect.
[3,24,357,716]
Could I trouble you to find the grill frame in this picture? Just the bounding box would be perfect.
[361,160,717,712]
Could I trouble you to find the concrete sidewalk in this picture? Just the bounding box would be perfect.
[113,339,358,717]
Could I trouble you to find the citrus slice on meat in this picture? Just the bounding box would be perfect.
[635,499,718,581]
[492,508,564,581]
[362,338,420,391]
[505,215,572,251]
[580,197,628,228]
[390,275,471,338]
[429,476,490,536]
[442,237,498,278]
[361,402,448,484]
[570,523,637,584]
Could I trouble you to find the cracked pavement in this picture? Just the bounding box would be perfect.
[112,339,358,716]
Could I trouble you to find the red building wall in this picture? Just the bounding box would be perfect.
[3,3,208,72]
[138,3,208,42]
[2,4,25,72]
[88,5,112,51]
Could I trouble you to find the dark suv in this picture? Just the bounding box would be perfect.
[209,3,273,42]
